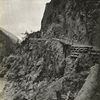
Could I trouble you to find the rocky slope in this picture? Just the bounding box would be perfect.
[1,0,100,100]
[0,28,20,100]
[41,0,100,45]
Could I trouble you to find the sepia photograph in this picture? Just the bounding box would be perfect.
[0,0,100,100]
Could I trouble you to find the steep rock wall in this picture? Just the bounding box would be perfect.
[41,0,100,45]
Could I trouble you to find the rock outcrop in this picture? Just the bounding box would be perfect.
[2,0,100,100]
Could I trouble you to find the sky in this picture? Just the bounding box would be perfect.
[0,0,50,38]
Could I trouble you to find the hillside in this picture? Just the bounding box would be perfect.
[1,0,100,100]
[0,28,20,100]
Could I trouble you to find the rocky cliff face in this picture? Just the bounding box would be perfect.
[2,0,100,100]
[41,0,100,45]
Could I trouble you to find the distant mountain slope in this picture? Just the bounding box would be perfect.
[0,27,21,43]
[0,27,20,63]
